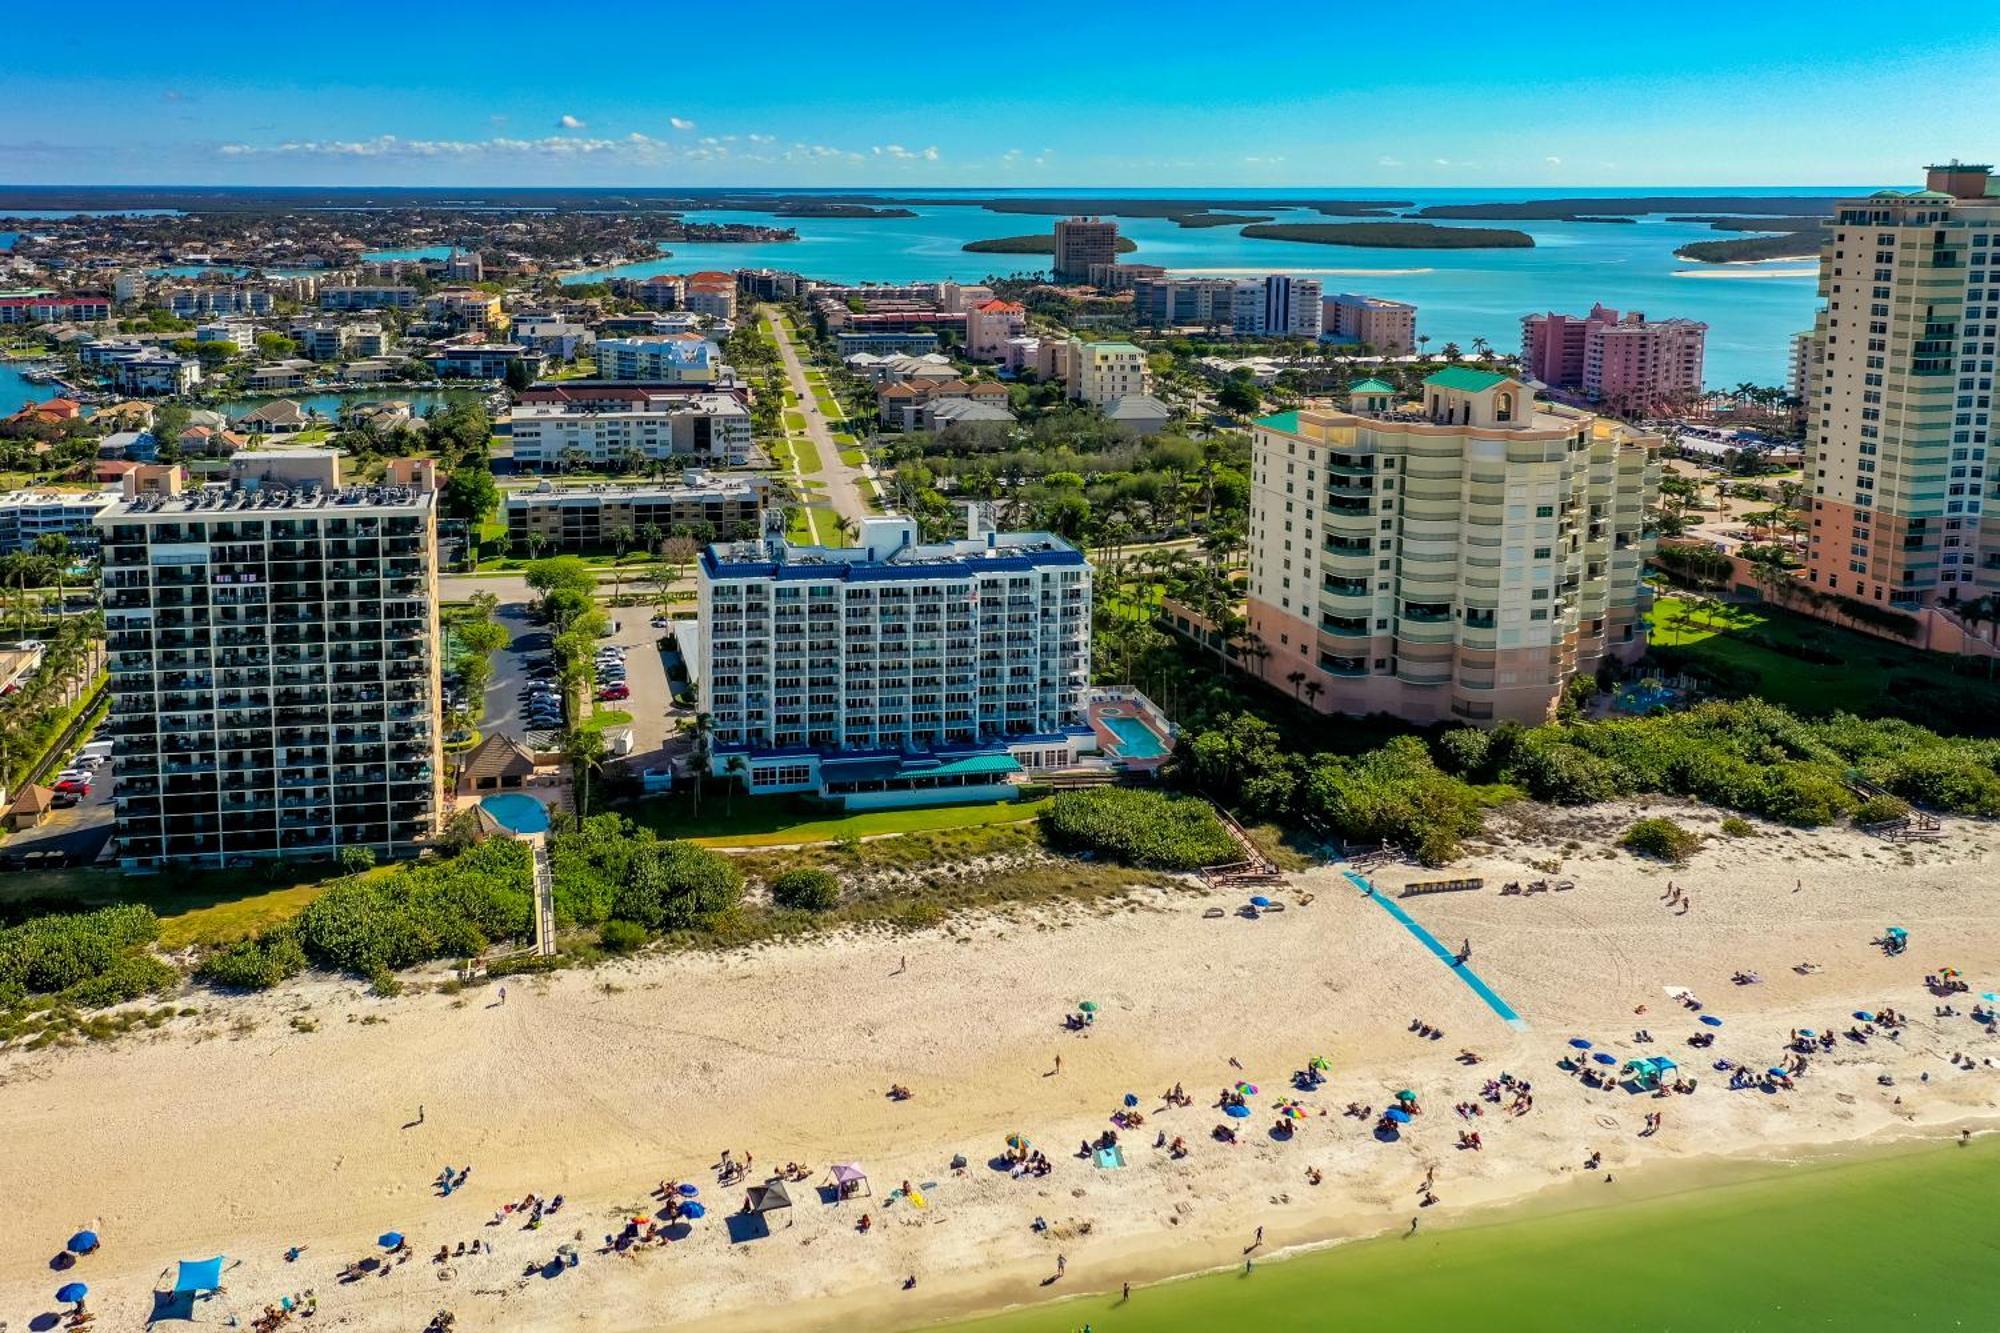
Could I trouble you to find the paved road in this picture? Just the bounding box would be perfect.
[763,306,872,528]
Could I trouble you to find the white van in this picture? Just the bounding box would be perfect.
[79,740,114,762]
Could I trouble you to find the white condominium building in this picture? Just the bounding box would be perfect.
[1067,339,1151,407]
[698,510,1093,801]
[1230,275,1323,339]
[509,392,753,469]
[1244,369,1660,726]
[594,336,720,383]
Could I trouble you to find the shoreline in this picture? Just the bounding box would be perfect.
[5,800,1998,1330]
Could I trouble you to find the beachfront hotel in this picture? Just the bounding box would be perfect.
[1802,162,2000,610]
[1241,369,1660,725]
[96,453,443,869]
[1052,217,1120,283]
[695,509,1095,805]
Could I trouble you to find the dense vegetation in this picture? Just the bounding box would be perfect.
[0,905,177,1010]
[770,868,842,911]
[1239,222,1533,249]
[545,813,743,934]
[1040,788,1239,869]
[962,234,1141,255]
[294,839,533,977]
[1676,232,1825,263]
[1620,817,1703,864]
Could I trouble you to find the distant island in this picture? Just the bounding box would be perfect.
[1569,216,1639,224]
[1175,212,1273,228]
[1239,222,1534,249]
[1676,231,1827,263]
[963,234,1142,255]
[1415,195,1841,220]
[773,204,917,219]
[1667,215,1826,233]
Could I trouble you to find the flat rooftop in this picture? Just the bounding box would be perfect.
[101,481,434,519]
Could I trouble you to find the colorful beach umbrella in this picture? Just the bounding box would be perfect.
[1237,1082,1259,1095]
[1006,1134,1029,1150]
[67,1230,99,1255]
[1396,1089,1418,1101]
[56,1283,87,1304]
[1310,1056,1331,1071]
[1699,1015,1724,1027]
[377,1232,404,1250]
[1250,896,1275,908]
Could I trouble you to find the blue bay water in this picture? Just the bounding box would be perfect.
[568,187,1852,384]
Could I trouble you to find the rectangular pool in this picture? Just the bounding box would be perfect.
[1104,713,1169,759]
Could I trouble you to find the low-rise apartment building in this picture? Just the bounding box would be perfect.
[110,349,202,395]
[834,331,940,358]
[594,336,720,383]
[1067,339,1151,407]
[320,285,419,312]
[698,509,1094,803]
[1242,369,1659,726]
[504,472,770,549]
[96,456,443,868]
[0,487,118,552]
[509,391,753,469]
[1323,293,1418,354]
[965,298,1028,361]
[425,343,542,380]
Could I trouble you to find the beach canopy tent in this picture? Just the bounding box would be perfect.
[1623,1056,1679,1089]
[829,1164,871,1198]
[746,1180,793,1214]
[174,1257,226,1293]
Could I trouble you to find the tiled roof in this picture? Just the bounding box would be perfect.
[1424,367,1512,393]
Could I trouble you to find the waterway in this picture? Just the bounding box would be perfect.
[567,187,1853,384]
[221,388,481,422]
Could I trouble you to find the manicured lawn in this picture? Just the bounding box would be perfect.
[813,395,842,418]
[791,434,825,474]
[580,707,634,734]
[1649,594,2000,719]
[783,410,807,432]
[838,448,866,467]
[832,431,857,445]
[0,864,358,948]
[622,791,1050,847]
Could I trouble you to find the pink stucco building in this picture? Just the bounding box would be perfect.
[965,298,1027,361]
[1520,303,1706,414]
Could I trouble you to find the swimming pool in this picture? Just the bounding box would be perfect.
[1103,712,1170,759]
[480,793,551,834]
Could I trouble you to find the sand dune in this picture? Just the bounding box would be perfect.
[4,800,1998,1331]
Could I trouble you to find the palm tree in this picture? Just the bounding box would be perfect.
[686,711,714,817]
[1302,679,1323,711]
[1286,668,1306,700]
[1470,336,1491,362]
[1440,342,1463,362]
[722,754,749,815]
[562,726,607,817]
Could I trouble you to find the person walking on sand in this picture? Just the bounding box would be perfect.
[498,986,507,1006]
[1253,1225,1264,1250]
[1054,1053,1062,1076]
[1122,1281,1131,1302]
[1056,1253,1066,1279]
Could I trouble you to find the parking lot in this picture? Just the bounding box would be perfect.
[1,750,116,871]
[477,601,676,759]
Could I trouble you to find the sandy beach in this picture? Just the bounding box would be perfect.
[6,799,2000,1332]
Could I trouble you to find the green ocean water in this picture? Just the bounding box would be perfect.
[952,1136,2000,1332]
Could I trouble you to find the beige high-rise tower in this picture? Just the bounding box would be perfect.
[1243,370,1660,725]
[1803,162,2000,609]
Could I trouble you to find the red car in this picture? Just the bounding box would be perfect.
[54,777,91,795]
[597,684,631,701]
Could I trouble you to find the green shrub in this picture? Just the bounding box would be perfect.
[296,838,532,975]
[1619,817,1703,864]
[1881,748,2000,816]
[339,846,378,875]
[368,967,403,997]
[599,919,647,953]
[487,952,562,977]
[197,929,308,991]
[0,905,161,996]
[1718,816,1755,837]
[60,954,178,1008]
[614,841,744,931]
[1851,794,1912,825]
[1301,737,1484,865]
[770,867,841,911]
[1040,789,1238,869]
[1511,741,1629,804]
[1434,727,1491,777]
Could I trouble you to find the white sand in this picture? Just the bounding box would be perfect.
[5,800,1999,1332]
[1672,266,1818,279]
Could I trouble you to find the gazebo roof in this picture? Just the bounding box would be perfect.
[10,783,56,815]
[461,732,538,782]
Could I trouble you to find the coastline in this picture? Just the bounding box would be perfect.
[5,800,1998,1331]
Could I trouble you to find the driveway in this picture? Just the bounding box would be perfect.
[1,760,116,870]
[764,306,872,526]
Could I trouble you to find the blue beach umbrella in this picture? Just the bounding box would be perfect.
[1384,1107,1412,1124]
[1699,1015,1724,1027]
[677,1184,699,1197]
[1123,1093,1139,1107]
[1854,1011,1875,1021]
[1250,896,1275,908]
[67,1230,99,1255]
[1593,1052,1617,1065]
[1568,1038,1593,1050]
[680,1201,706,1219]
[1225,1103,1251,1119]
[377,1232,404,1250]
[1768,1068,1790,1078]
[56,1282,88,1304]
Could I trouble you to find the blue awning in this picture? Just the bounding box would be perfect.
[174,1257,225,1293]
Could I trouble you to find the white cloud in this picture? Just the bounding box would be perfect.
[670,116,696,131]
[1433,158,1452,167]
[1544,155,1563,166]
[557,114,586,130]
[219,133,666,160]
[746,133,775,145]
[1243,155,1285,165]
[1376,154,1403,168]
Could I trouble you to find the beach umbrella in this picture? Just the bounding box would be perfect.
[56,1283,87,1304]
[67,1230,99,1255]
[1237,1082,1259,1095]
[1798,1029,1816,1038]
[1384,1107,1411,1124]
[1123,1093,1139,1107]
[680,1201,706,1219]
[1568,1038,1593,1050]
[1396,1089,1418,1102]
[1982,993,1998,1004]
[1078,1001,1099,1013]
[1250,896,1274,908]
[1854,1011,1875,1021]
[1006,1134,1029,1150]
[1699,1015,1724,1027]
[1224,1103,1251,1119]
[1593,1052,1618,1065]
[678,1184,699,1197]
[1283,1105,1306,1120]
[377,1232,404,1250]
[1310,1056,1331,1071]
[1768,1068,1790,1078]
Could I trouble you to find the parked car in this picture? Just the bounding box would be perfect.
[597,685,630,701]
[53,777,90,795]
[50,790,80,809]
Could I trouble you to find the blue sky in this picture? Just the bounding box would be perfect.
[4,0,1998,188]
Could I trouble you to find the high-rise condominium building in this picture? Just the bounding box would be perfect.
[1804,162,2000,609]
[1052,217,1120,283]
[97,454,443,869]
[1520,303,1706,414]
[698,510,1093,801]
[1230,275,1323,339]
[1244,369,1660,725]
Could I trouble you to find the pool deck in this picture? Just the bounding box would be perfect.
[1086,697,1174,771]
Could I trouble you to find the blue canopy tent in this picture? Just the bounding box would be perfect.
[174,1257,225,1293]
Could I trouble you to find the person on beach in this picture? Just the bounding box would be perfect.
[498,986,507,1006]
[1054,1053,1062,1075]
[1253,1225,1264,1249]
[1056,1253,1067,1279]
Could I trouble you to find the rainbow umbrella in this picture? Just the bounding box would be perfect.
[1237,1082,1259,1096]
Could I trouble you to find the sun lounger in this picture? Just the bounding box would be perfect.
[1203,906,1226,919]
